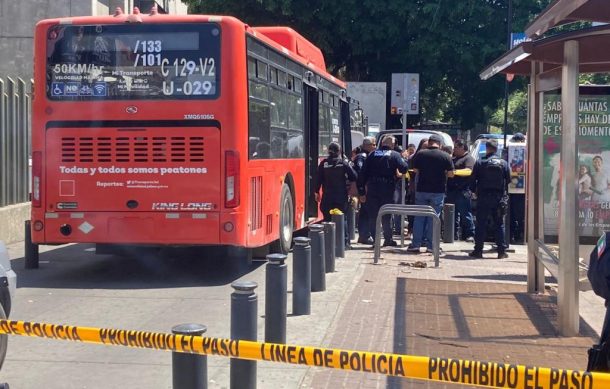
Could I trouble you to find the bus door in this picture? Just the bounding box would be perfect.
[340,100,352,157]
[304,84,319,220]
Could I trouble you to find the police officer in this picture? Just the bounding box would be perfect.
[469,139,510,259]
[315,142,357,245]
[354,137,376,244]
[358,135,409,247]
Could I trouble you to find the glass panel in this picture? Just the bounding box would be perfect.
[278,70,287,88]
[287,132,304,158]
[248,100,271,159]
[318,106,330,155]
[270,88,288,128]
[257,60,268,80]
[46,23,220,100]
[288,94,303,131]
[248,57,256,79]
[270,130,288,159]
[249,80,268,100]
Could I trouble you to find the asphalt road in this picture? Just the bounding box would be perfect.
[0,242,363,388]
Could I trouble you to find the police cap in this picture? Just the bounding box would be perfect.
[512,132,525,142]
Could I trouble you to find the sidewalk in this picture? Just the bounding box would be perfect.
[301,240,603,388]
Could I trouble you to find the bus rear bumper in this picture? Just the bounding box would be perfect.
[31,211,221,245]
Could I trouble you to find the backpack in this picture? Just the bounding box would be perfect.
[479,156,506,191]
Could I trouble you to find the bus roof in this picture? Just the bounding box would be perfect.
[36,11,345,89]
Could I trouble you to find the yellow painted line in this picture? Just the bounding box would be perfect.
[0,319,608,388]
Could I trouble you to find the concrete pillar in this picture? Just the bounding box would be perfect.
[558,40,580,336]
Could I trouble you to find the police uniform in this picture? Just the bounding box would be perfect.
[353,150,372,243]
[315,153,357,222]
[358,146,409,245]
[470,143,511,258]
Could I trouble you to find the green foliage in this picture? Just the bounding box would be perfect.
[489,88,529,133]
[184,0,550,129]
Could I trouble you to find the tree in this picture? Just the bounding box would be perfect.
[184,0,550,129]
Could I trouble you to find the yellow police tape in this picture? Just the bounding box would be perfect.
[0,319,609,389]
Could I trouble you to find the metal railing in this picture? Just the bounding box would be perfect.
[373,204,441,267]
[0,76,31,207]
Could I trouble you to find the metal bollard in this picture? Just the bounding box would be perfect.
[347,205,356,241]
[331,214,345,258]
[292,237,311,315]
[172,323,207,389]
[265,254,287,344]
[322,222,336,272]
[230,281,258,389]
[308,224,326,292]
[442,203,455,243]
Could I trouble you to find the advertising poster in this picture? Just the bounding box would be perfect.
[508,145,526,194]
[543,92,610,237]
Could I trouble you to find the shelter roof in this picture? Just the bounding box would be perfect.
[480,25,610,80]
[525,0,610,38]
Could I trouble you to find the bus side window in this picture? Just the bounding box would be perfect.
[248,57,257,79]
[270,88,288,129]
[257,60,268,81]
[249,100,271,159]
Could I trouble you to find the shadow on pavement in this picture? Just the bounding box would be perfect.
[11,244,263,290]
[452,274,557,284]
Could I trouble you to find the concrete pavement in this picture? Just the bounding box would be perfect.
[0,238,605,388]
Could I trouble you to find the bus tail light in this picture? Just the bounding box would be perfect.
[225,150,240,208]
[32,151,42,208]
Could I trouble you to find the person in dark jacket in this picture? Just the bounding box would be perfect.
[446,139,475,241]
[354,137,376,244]
[469,139,511,259]
[315,142,358,246]
[358,135,409,247]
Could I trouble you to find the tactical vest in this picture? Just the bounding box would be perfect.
[479,156,505,192]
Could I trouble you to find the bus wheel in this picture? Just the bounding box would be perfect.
[272,184,294,254]
[24,221,39,269]
[0,302,7,371]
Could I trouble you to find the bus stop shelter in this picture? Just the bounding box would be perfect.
[480,0,610,336]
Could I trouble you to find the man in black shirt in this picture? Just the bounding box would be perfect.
[407,134,455,253]
[315,142,358,247]
[446,139,475,242]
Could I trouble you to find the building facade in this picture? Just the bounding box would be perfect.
[0,0,188,80]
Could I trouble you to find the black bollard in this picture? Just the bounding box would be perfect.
[308,224,326,292]
[265,254,287,344]
[172,323,207,389]
[230,281,258,389]
[292,237,311,315]
[331,214,345,258]
[442,203,455,243]
[347,205,356,241]
[322,222,336,272]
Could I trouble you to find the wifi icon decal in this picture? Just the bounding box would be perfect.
[93,83,107,96]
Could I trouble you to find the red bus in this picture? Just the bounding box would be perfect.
[26,8,353,268]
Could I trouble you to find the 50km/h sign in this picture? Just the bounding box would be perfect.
[0,319,608,388]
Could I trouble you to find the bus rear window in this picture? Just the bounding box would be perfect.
[46,23,220,100]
